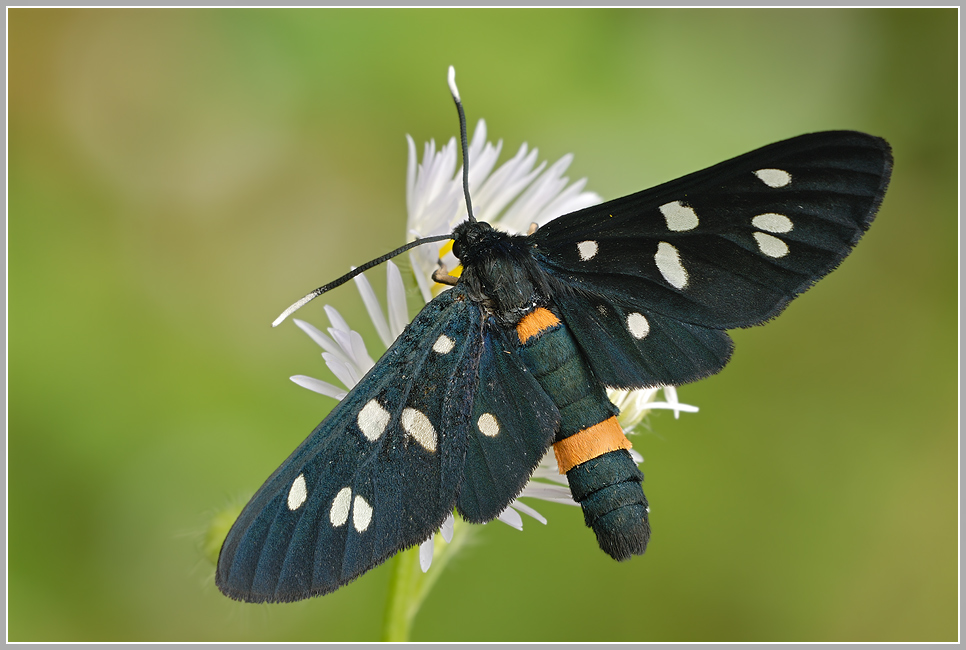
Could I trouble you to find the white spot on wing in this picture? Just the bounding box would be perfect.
[352,495,373,532]
[432,334,455,354]
[330,487,352,527]
[358,399,391,442]
[754,232,789,258]
[754,168,792,187]
[477,413,500,437]
[655,241,688,289]
[287,474,307,510]
[752,213,793,233]
[627,312,650,339]
[659,201,699,231]
[577,240,598,261]
[402,407,437,452]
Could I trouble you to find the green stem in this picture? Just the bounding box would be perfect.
[380,517,473,641]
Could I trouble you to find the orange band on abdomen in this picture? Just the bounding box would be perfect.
[516,307,561,344]
[553,416,632,473]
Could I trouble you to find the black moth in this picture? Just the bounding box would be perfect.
[216,76,892,604]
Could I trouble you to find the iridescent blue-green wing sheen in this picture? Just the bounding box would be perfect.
[456,321,560,523]
[532,131,892,332]
[216,288,483,603]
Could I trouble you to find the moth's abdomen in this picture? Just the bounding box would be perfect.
[566,449,650,560]
[515,307,651,560]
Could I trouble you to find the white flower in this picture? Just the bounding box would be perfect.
[405,119,602,303]
[292,123,699,572]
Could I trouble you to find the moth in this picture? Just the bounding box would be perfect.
[216,69,892,603]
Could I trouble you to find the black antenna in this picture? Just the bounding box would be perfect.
[448,66,476,223]
[272,234,451,327]
[273,67,475,328]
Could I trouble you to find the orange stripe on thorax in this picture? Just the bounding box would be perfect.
[553,416,632,473]
[516,307,561,344]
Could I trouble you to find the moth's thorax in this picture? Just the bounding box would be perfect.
[452,220,551,325]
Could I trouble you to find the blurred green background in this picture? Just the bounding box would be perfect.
[8,8,957,642]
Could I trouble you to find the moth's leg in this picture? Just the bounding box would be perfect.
[432,260,459,286]
[527,222,539,235]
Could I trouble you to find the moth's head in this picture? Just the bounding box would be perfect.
[451,220,505,265]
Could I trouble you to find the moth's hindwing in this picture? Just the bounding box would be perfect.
[457,322,560,522]
[532,131,893,330]
[552,289,734,390]
[216,288,483,603]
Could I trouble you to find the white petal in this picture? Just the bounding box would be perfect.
[324,316,373,375]
[293,319,352,366]
[386,261,409,338]
[419,537,434,573]
[474,144,542,224]
[290,375,347,401]
[347,330,375,374]
[293,318,330,348]
[611,387,661,432]
[517,483,579,505]
[529,451,568,484]
[508,499,547,524]
[321,353,358,390]
[409,248,436,305]
[663,385,679,406]
[409,142,437,228]
[323,304,352,334]
[499,154,573,232]
[533,177,601,228]
[418,140,460,229]
[468,141,501,195]
[496,506,523,530]
[662,385,698,419]
[529,467,570,486]
[467,120,488,166]
[646,401,700,415]
[406,134,418,218]
[441,513,454,543]
[352,269,393,348]
[482,153,544,226]
[328,327,353,357]
[465,121,498,192]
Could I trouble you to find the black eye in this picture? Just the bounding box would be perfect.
[452,239,463,259]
